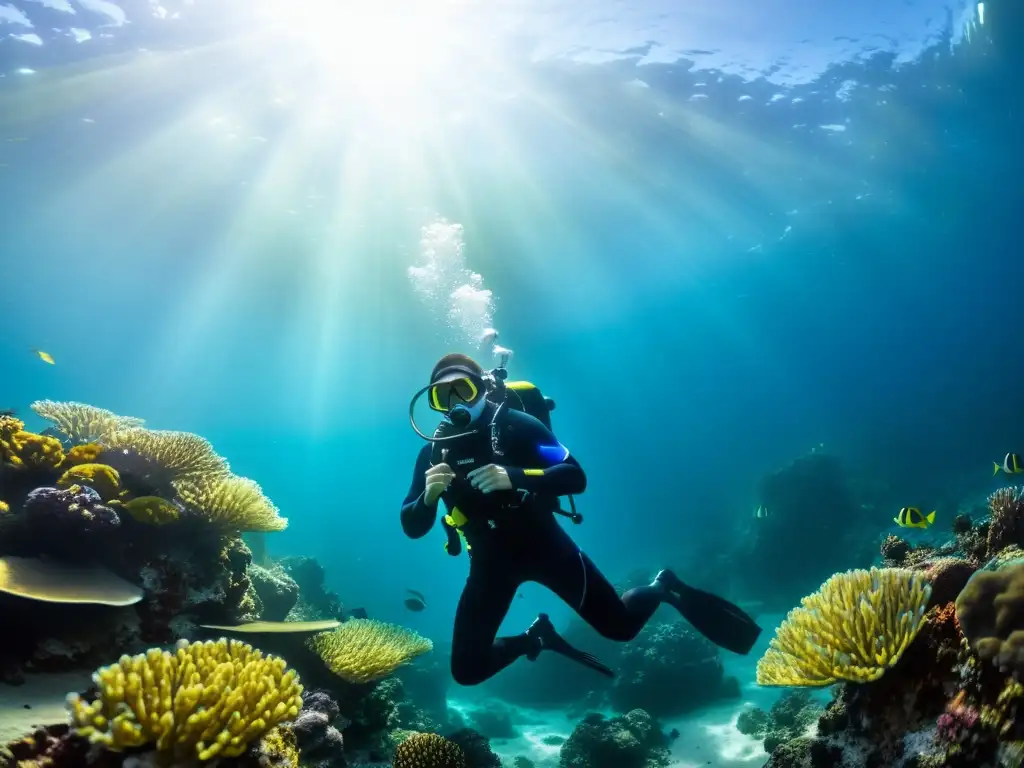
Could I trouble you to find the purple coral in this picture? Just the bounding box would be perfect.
[23,485,120,539]
[936,694,980,746]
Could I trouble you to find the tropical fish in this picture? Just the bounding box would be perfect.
[404,588,427,612]
[894,507,936,530]
[754,505,769,519]
[993,453,1024,476]
[32,349,55,365]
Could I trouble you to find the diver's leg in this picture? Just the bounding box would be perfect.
[449,556,523,686]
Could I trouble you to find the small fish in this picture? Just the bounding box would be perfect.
[993,453,1024,476]
[754,505,769,519]
[404,588,427,612]
[894,507,936,530]
[32,349,55,365]
[668,728,680,741]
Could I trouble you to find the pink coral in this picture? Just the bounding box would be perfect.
[937,692,980,745]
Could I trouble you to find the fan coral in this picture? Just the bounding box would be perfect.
[955,559,1024,673]
[118,495,181,525]
[756,567,932,686]
[174,474,287,532]
[308,618,433,684]
[393,733,466,768]
[31,400,144,444]
[67,638,303,760]
[56,463,122,502]
[103,427,229,483]
[986,487,1024,558]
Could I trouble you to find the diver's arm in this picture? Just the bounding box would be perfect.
[400,444,438,539]
[502,409,587,496]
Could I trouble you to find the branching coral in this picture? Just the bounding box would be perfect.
[393,733,466,768]
[173,474,287,532]
[31,400,144,444]
[756,567,932,686]
[986,487,1024,559]
[62,442,103,466]
[103,427,230,482]
[67,638,303,761]
[956,559,1024,673]
[56,463,122,502]
[308,619,433,684]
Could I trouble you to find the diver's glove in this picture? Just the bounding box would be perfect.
[467,464,513,494]
[424,463,456,507]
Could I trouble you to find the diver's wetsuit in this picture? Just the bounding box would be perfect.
[400,404,668,686]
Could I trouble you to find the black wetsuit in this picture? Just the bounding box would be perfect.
[400,404,668,686]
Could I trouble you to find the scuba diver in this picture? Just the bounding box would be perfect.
[401,350,762,686]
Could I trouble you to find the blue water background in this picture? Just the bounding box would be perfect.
[1,0,1020,648]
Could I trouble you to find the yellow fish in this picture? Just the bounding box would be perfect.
[894,507,935,530]
[32,349,55,365]
[993,453,1023,476]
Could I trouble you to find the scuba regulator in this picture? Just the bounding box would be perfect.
[407,337,582,527]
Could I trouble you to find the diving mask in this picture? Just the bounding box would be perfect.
[428,376,480,412]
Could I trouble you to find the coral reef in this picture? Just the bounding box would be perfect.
[67,638,303,760]
[445,728,501,768]
[610,620,739,716]
[281,555,345,622]
[308,619,433,684]
[956,558,1024,673]
[393,733,465,768]
[466,700,520,739]
[560,710,670,768]
[249,563,301,621]
[292,690,347,768]
[735,690,823,753]
[757,567,932,686]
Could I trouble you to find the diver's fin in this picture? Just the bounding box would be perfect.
[994,462,1001,476]
[656,570,762,656]
[526,614,614,678]
[927,510,936,525]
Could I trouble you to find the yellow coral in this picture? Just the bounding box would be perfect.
[119,496,181,525]
[57,463,122,502]
[255,725,300,768]
[173,474,287,533]
[1,430,65,470]
[103,428,229,480]
[31,400,144,444]
[756,567,932,687]
[308,619,433,684]
[0,500,9,514]
[393,732,465,768]
[62,443,103,467]
[66,638,303,761]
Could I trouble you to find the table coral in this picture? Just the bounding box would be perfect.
[67,638,303,761]
[31,400,144,444]
[308,619,433,684]
[756,567,932,686]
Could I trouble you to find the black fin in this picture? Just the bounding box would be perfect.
[527,614,614,678]
[659,573,762,655]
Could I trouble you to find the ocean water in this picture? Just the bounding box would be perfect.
[0,0,1021,764]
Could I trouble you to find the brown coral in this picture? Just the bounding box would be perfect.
[881,534,911,566]
[918,557,978,608]
[956,559,1024,673]
[986,487,1024,559]
[393,732,466,768]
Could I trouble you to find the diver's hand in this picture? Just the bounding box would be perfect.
[424,463,455,507]
[467,464,513,494]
